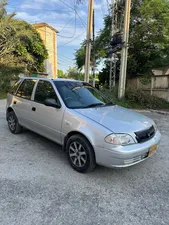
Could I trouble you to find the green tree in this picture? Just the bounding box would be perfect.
[128,0,169,75]
[66,67,84,80]
[57,69,67,78]
[75,41,86,70]
[0,1,48,90]
[10,19,48,73]
[75,0,169,83]
[0,0,16,58]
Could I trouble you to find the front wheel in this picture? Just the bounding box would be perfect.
[7,111,23,134]
[66,135,96,173]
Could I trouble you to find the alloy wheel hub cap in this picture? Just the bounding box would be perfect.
[69,142,87,167]
[8,116,16,130]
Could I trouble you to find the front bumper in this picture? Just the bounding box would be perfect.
[94,130,161,168]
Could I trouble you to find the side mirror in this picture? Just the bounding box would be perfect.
[44,98,61,108]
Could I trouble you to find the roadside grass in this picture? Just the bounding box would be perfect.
[0,92,6,100]
[102,87,169,110]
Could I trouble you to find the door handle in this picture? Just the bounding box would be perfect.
[13,101,16,104]
[32,107,36,112]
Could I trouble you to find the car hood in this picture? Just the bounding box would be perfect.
[74,105,154,133]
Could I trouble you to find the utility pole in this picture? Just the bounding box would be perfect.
[109,0,119,90]
[92,9,95,87]
[118,0,131,99]
[113,54,117,87]
[109,0,114,90]
[84,0,94,83]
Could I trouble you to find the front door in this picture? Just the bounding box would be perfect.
[30,80,65,144]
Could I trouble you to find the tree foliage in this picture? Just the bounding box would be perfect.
[128,0,169,75]
[10,19,48,73]
[0,0,16,58]
[0,0,48,90]
[75,0,169,84]
[75,41,85,70]
[66,67,84,81]
[57,69,67,78]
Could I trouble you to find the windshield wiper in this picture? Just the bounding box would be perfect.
[84,103,104,108]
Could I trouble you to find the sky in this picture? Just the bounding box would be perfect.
[7,0,109,72]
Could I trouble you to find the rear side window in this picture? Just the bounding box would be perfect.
[16,79,36,100]
[9,79,23,95]
[34,80,60,104]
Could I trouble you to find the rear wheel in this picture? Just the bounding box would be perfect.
[7,111,23,134]
[66,135,96,173]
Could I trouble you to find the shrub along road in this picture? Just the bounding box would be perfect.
[0,99,169,225]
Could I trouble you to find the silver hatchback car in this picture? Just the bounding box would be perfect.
[6,78,161,173]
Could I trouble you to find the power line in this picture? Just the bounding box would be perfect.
[59,56,74,64]
[59,54,74,60]
[57,30,86,48]
[58,17,75,33]
[9,1,87,29]
[58,57,74,65]
[15,18,84,28]
[9,2,86,37]
[59,0,87,28]
[34,1,78,39]
[32,25,84,44]
[58,0,77,39]
[23,19,85,29]
[106,0,111,16]
[100,3,105,16]
[76,11,87,28]
[58,54,74,61]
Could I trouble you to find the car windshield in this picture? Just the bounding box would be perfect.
[54,81,114,109]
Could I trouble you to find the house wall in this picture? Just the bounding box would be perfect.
[127,77,138,87]
[35,26,46,44]
[165,68,169,75]
[153,76,169,89]
[143,89,169,101]
[152,69,163,76]
[127,75,169,102]
[35,26,57,79]
[127,77,151,89]
[45,27,57,78]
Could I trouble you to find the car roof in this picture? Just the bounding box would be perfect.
[22,77,84,83]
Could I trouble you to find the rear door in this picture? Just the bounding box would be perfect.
[6,79,23,112]
[30,80,65,144]
[13,79,37,129]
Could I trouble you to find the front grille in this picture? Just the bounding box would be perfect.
[135,126,155,143]
[124,152,148,165]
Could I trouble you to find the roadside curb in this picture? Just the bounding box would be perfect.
[133,109,169,115]
[133,109,151,113]
[150,110,169,115]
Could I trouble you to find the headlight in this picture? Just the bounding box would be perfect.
[105,133,135,145]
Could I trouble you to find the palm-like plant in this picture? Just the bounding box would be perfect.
[0,0,16,57]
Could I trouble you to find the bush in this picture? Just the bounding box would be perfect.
[101,87,169,110]
[0,76,11,92]
[0,92,6,99]
[125,87,169,110]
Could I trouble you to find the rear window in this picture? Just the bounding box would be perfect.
[16,79,36,100]
[8,79,23,95]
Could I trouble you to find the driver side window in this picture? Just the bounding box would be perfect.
[34,80,60,105]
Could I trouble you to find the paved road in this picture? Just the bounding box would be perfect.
[0,99,169,225]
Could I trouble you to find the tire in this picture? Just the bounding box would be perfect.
[66,134,96,173]
[7,111,23,134]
